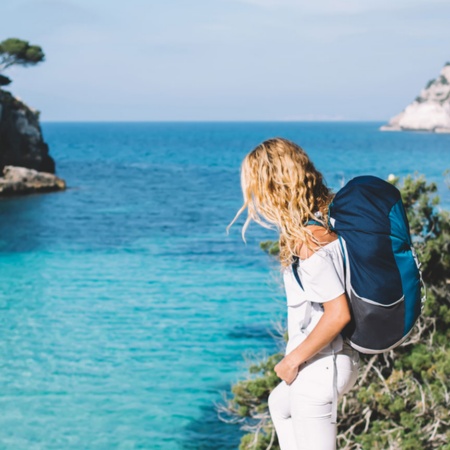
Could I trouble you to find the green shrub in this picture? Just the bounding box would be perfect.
[425,79,436,89]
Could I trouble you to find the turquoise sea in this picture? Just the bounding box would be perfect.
[0,122,449,449]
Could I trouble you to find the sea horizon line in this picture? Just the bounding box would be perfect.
[41,119,387,124]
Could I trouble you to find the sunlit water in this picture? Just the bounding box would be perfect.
[0,122,448,449]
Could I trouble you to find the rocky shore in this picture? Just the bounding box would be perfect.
[381,63,450,133]
[0,88,66,195]
[0,165,65,196]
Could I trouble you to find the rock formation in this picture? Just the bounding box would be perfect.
[381,63,450,133]
[0,88,56,172]
[0,165,65,195]
[0,88,65,196]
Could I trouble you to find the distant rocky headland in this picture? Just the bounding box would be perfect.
[381,63,450,133]
[0,88,65,196]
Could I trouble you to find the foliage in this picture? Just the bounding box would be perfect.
[439,75,449,85]
[259,240,280,256]
[221,175,450,449]
[219,353,284,449]
[0,38,45,74]
[0,74,11,86]
[425,79,436,89]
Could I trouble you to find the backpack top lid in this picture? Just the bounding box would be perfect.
[330,176,404,234]
[329,176,413,306]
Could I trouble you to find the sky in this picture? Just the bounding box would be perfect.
[2,0,450,121]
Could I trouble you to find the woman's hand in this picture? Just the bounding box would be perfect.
[276,294,351,385]
[274,355,299,385]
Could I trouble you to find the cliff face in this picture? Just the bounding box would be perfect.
[0,88,55,172]
[381,63,450,133]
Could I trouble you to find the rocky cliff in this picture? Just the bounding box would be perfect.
[0,88,56,172]
[381,63,450,133]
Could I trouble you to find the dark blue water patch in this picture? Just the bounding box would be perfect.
[181,402,243,450]
[43,122,450,196]
[0,177,276,271]
[227,324,275,340]
[0,162,245,253]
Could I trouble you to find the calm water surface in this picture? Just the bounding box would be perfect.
[0,123,448,449]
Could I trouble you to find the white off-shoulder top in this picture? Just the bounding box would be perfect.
[283,239,346,356]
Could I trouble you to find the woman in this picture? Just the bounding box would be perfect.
[229,138,359,450]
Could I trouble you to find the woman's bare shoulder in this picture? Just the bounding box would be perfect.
[297,226,338,260]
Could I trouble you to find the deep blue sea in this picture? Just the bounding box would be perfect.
[0,122,449,449]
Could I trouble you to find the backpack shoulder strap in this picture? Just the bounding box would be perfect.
[292,257,303,290]
[305,219,324,227]
[338,235,347,281]
[291,218,326,291]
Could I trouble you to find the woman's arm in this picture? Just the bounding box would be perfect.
[274,293,351,384]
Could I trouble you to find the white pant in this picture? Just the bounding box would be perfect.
[268,346,359,450]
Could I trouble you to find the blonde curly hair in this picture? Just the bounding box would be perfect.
[229,137,333,267]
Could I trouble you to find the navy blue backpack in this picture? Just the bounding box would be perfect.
[328,176,424,354]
